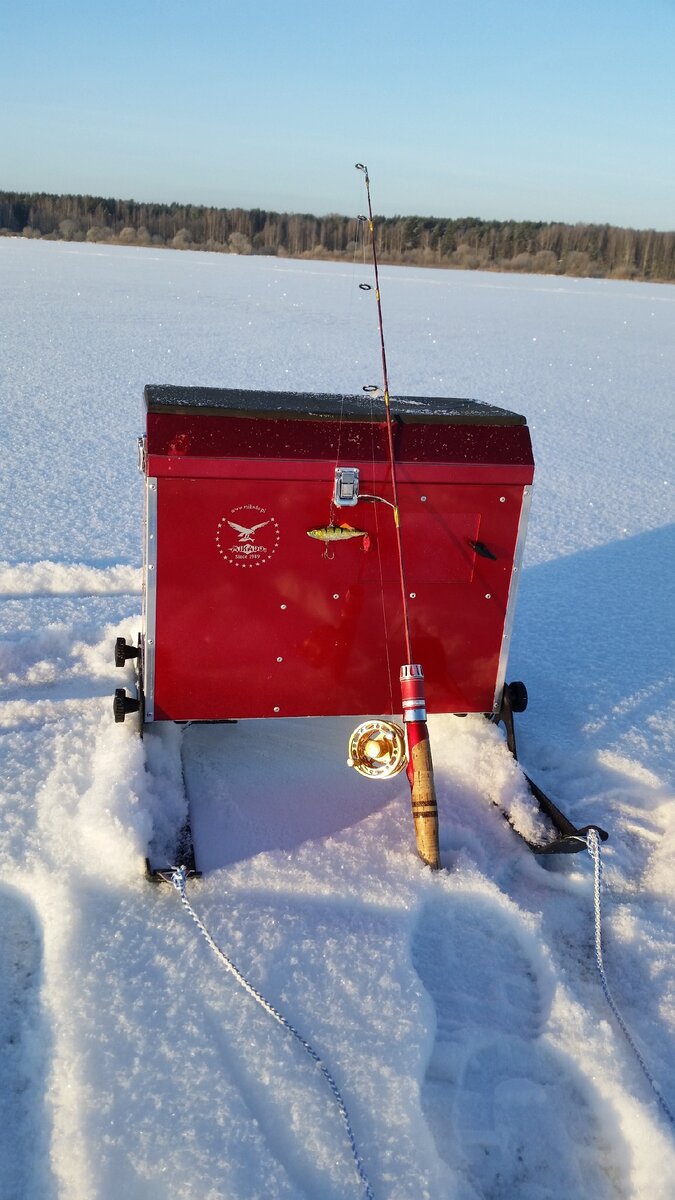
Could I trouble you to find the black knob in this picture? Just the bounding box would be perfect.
[113,689,141,723]
[506,681,528,713]
[115,637,140,668]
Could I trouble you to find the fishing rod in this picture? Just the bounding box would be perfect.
[355,162,441,870]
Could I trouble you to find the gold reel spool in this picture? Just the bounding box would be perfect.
[347,719,407,779]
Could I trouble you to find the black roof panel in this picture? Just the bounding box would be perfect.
[144,385,527,426]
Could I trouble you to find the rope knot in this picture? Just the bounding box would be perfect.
[170,865,188,896]
[586,827,601,855]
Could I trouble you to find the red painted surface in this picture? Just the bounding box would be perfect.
[147,411,534,468]
[147,410,533,720]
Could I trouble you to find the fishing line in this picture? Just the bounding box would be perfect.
[330,185,376,523]
[340,195,396,710]
[367,386,396,714]
[356,163,413,666]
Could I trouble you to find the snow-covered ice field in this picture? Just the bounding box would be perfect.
[1,237,674,1199]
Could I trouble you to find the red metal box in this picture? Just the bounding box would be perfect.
[140,386,534,723]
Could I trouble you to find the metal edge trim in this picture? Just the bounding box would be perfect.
[493,485,532,712]
[143,477,158,721]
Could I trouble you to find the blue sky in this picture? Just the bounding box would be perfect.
[3,0,674,228]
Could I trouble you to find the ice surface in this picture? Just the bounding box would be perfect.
[1,238,674,1198]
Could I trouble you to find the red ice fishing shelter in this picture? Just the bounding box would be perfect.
[132,385,534,725]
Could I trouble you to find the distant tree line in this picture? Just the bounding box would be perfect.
[1,190,674,281]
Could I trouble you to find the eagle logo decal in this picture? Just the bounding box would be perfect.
[216,507,279,567]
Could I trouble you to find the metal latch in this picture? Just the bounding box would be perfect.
[137,435,147,474]
[333,466,360,507]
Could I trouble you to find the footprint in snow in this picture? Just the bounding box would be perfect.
[0,887,56,1200]
[412,894,625,1200]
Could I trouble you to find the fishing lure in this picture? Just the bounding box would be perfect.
[307,523,371,558]
[307,522,368,543]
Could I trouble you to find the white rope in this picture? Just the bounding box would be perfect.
[170,867,375,1199]
[586,829,674,1125]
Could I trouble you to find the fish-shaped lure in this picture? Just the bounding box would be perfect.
[307,523,370,550]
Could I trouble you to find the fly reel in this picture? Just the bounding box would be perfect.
[347,719,407,779]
